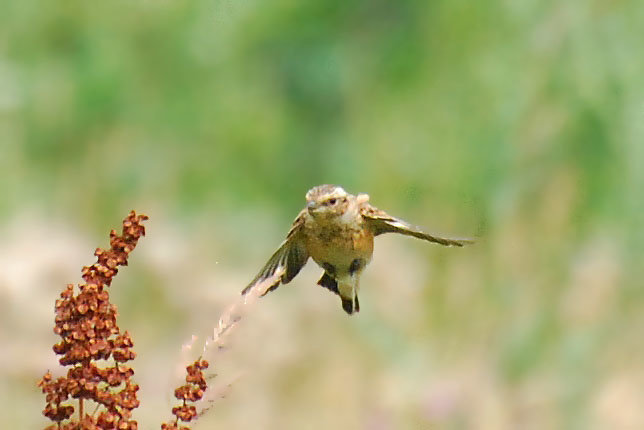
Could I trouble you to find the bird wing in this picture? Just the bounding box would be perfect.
[360,204,474,247]
[241,210,310,296]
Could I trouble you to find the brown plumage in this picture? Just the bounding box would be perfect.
[242,185,473,315]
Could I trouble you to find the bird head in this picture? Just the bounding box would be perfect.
[305,184,350,218]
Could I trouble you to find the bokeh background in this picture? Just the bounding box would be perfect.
[2,0,643,428]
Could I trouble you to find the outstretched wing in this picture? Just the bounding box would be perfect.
[241,210,309,296]
[361,204,473,247]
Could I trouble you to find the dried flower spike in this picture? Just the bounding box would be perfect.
[39,211,148,430]
[161,359,209,430]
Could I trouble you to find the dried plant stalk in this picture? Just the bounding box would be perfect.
[38,211,148,430]
[162,273,281,427]
[37,209,280,430]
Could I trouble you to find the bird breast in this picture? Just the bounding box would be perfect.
[304,222,374,272]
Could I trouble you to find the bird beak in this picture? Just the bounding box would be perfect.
[307,201,319,212]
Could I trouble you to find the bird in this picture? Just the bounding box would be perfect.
[242,184,473,315]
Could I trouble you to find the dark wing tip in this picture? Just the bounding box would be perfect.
[241,273,284,297]
[240,214,309,297]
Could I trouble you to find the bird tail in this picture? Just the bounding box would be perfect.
[337,279,360,315]
[318,273,360,315]
[340,295,360,315]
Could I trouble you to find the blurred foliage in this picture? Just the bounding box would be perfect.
[1,0,644,428]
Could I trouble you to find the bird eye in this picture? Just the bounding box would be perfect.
[328,198,337,205]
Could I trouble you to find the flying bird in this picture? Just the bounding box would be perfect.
[242,185,473,315]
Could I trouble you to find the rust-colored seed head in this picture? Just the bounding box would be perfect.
[39,211,147,429]
[161,359,209,429]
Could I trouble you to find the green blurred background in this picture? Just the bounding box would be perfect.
[1,0,643,428]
